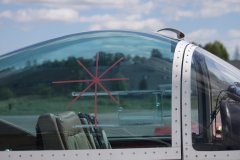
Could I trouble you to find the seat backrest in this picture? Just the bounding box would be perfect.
[36,113,65,150]
[56,111,91,150]
[220,100,240,149]
[37,111,92,150]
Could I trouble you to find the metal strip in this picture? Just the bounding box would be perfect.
[171,40,189,150]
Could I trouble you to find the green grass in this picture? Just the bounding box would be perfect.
[191,96,198,109]
[0,96,115,115]
[0,95,171,115]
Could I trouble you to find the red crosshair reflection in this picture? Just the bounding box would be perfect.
[52,53,128,127]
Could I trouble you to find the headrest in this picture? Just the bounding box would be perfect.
[56,111,84,136]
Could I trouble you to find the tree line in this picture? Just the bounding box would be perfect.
[194,41,229,61]
[0,49,167,100]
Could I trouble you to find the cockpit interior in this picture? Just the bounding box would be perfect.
[1,31,240,160]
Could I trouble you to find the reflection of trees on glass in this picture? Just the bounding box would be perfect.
[98,52,114,66]
[139,78,148,90]
[0,87,14,100]
[133,56,146,63]
[0,48,174,115]
[111,73,128,91]
[0,49,172,98]
[34,84,53,97]
[151,49,163,59]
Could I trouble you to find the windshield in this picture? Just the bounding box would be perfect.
[0,31,177,151]
[191,47,240,151]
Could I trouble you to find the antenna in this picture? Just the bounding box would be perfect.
[157,28,185,39]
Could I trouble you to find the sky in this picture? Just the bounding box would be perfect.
[0,0,240,59]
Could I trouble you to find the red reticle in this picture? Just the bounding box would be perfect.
[53,53,128,127]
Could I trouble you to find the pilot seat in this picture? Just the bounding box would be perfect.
[36,111,111,150]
